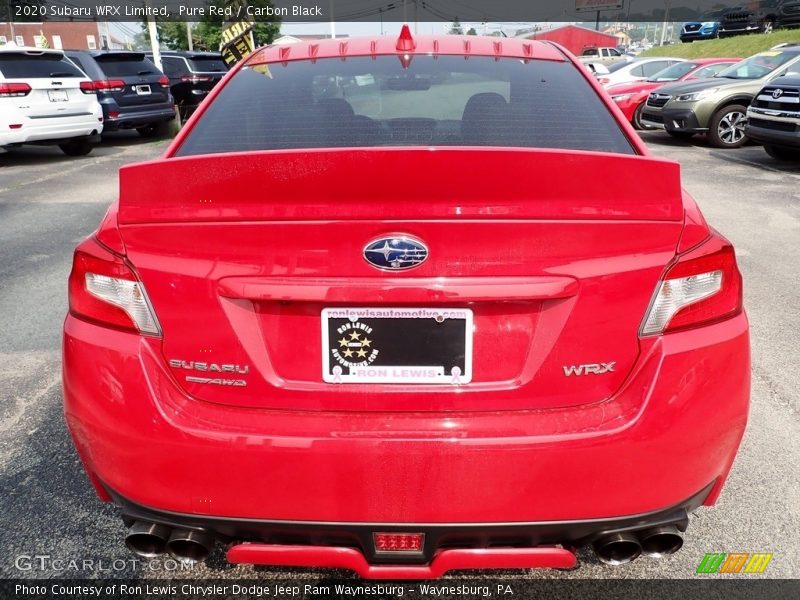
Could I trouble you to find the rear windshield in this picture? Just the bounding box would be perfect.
[649,62,697,82]
[95,54,159,77]
[188,57,227,72]
[0,53,84,78]
[176,55,633,157]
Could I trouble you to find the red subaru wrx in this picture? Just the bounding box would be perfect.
[63,28,750,577]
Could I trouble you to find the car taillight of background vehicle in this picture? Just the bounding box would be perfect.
[68,237,161,335]
[0,83,31,97]
[641,235,743,335]
[180,75,212,83]
[80,80,126,94]
[158,75,169,87]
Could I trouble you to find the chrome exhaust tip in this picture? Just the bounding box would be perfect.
[166,529,214,563]
[639,525,684,558]
[592,532,642,565]
[125,521,171,557]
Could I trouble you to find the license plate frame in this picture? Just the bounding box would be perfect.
[134,84,151,95]
[321,307,473,385]
[47,89,68,103]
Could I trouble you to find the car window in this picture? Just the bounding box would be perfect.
[692,64,731,78]
[609,49,621,56]
[607,61,630,73]
[188,57,227,72]
[176,55,634,157]
[161,57,185,77]
[641,61,674,77]
[630,64,645,77]
[94,54,159,77]
[648,62,696,82]
[0,53,85,78]
[66,56,89,76]
[716,51,798,79]
[582,48,599,57]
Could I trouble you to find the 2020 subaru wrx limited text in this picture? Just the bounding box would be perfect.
[63,29,750,578]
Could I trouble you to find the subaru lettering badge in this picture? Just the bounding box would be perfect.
[363,236,428,270]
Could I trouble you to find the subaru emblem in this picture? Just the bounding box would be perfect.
[363,236,428,271]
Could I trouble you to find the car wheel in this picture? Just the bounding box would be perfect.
[708,105,748,148]
[58,140,93,156]
[136,122,171,138]
[632,103,653,130]
[764,145,800,160]
[762,19,775,34]
[666,130,695,140]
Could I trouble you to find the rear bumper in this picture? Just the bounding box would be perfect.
[63,312,750,525]
[103,105,176,131]
[0,115,103,146]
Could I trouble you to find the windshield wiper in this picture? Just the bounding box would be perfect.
[49,71,76,77]
[137,70,153,75]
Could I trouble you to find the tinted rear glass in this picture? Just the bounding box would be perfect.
[95,55,159,77]
[176,55,633,157]
[0,53,84,78]
[188,57,227,72]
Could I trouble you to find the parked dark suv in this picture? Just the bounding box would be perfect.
[147,51,227,120]
[746,75,800,159]
[719,0,786,36]
[65,51,175,137]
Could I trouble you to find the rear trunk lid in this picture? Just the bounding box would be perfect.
[0,51,96,119]
[118,148,684,412]
[94,53,170,107]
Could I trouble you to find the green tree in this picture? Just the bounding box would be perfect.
[142,0,280,51]
[448,19,463,35]
[466,27,477,36]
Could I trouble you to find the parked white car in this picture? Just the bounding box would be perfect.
[0,47,103,155]
[597,57,687,88]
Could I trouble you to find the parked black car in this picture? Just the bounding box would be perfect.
[777,0,800,27]
[746,75,800,159]
[64,50,175,137]
[719,0,787,36]
[147,51,228,120]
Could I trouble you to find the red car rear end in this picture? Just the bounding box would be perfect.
[62,30,749,577]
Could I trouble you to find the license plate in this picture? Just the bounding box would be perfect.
[135,85,151,95]
[322,307,473,384]
[48,90,68,102]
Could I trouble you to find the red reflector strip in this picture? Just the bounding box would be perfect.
[9,124,23,129]
[373,533,424,553]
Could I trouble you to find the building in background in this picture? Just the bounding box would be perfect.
[0,22,110,50]
[524,24,620,56]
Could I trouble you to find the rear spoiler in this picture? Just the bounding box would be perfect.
[118,148,683,224]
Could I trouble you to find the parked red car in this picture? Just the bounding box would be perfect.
[607,58,741,129]
[63,28,750,578]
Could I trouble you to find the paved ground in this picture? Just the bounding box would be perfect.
[0,132,798,582]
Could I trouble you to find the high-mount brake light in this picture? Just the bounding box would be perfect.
[68,237,160,335]
[641,235,742,335]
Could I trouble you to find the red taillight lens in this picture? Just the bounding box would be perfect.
[373,533,424,553]
[93,79,126,92]
[158,75,170,87]
[180,75,212,83]
[68,237,160,335]
[80,81,96,94]
[641,235,743,335]
[0,82,32,97]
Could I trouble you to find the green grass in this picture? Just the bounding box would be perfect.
[639,29,800,59]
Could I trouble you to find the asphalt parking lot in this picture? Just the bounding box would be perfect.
[0,132,798,582]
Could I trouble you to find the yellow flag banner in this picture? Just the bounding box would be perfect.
[220,0,255,67]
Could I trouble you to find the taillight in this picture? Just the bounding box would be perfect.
[641,235,743,336]
[0,82,32,97]
[180,75,212,83]
[92,79,126,92]
[80,81,96,94]
[68,237,161,335]
[158,75,170,87]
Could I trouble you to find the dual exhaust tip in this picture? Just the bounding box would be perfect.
[592,525,683,566]
[125,521,214,563]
